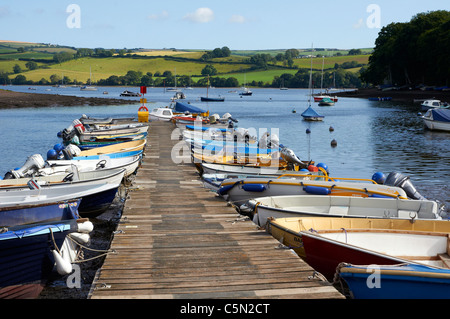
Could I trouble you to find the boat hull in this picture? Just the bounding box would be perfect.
[0,168,126,217]
[253,195,439,226]
[0,198,81,228]
[0,220,78,299]
[337,263,450,299]
[267,217,450,282]
[219,177,408,206]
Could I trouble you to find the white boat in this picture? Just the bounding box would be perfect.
[149,108,174,121]
[420,99,449,111]
[0,168,126,217]
[421,108,450,132]
[46,154,141,178]
[313,57,338,103]
[120,90,141,97]
[218,175,410,206]
[301,49,324,121]
[201,162,298,177]
[251,194,442,226]
[80,67,97,91]
[5,152,140,179]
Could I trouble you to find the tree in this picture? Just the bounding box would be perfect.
[25,61,38,70]
[53,51,74,64]
[49,74,61,85]
[13,64,22,74]
[361,10,450,86]
[13,74,27,85]
[348,49,362,55]
[201,64,218,76]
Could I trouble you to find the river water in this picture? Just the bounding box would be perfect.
[1,85,449,297]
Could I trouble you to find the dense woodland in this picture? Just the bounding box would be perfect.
[361,10,450,87]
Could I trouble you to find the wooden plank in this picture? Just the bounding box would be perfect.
[88,121,344,300]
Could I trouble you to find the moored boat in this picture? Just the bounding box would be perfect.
[73,139,146,158]
[421,108,450,132]
[335,262,450,299]
[420,99,449,112]
[218,173,410,207]
[267,217,450,281]
[252,194,442,226]
[313,95,338,102]
[318,97,335,106]
[149,107,174,121]
[0,218,93,299]
[301,106,324,121]
[1,168,126,217]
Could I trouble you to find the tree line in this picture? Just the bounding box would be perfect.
[361,10,450,86]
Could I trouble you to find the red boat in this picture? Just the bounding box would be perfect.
[313,95,338,102]
[267,217,450,282]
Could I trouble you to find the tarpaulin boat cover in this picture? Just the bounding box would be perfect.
[432,109,450,122]
[174,101,206,114]
[301,106,324,118]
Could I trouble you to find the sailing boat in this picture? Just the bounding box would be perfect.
[200,75,224,102]
[239,73,252,96]
[313,56,337,103]
[301,47,324,121]
[80,67,97,91]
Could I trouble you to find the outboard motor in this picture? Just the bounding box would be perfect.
[209,114,220,124]
[238,199,259,218]
[259,133,279,149]
[3,154,45,179]
[65,144,82,158]
[280,147,310,169]
[60,119,86,142]
[384,172,426,200]
[222,113,238,123]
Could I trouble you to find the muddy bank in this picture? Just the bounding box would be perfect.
[0,89,140,108]
[335,87,450,103]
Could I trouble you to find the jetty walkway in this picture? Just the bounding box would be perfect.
[88,121,344,299]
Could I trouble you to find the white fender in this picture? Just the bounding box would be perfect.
[70,232,90,244]
[52,250,73,275]
[77,221,94,233]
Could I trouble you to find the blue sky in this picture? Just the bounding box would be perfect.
[0,0,448,50]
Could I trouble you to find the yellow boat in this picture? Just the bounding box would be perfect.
[78,139,147,156]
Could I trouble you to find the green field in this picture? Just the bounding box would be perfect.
[0,41,370,86]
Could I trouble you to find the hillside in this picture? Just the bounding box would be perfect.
[0,41,370,88]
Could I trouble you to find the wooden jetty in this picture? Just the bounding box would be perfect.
[88,121,344,299]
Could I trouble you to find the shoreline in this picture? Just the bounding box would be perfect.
[0,89,140,108]
[334,87,450,103]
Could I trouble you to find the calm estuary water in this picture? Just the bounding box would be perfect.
[1,85,449,298]
[1,85,449,212]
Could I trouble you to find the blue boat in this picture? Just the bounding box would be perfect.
[174,101,208,115]
[72,150,143,160]
[0,198,81,228]
[185,125,229,133]
[337,263,450,299]
[198,144,279,155]
[301,106,324,121]
[0,218,90,298]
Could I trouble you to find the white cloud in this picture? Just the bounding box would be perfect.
[148,10,169,21]
[229,14,245,24]
[184,8,214,23]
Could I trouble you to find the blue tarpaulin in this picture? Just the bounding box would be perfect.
[174,101,207,114]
